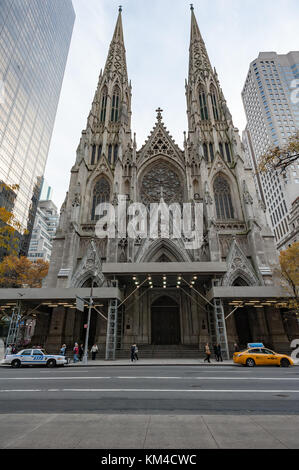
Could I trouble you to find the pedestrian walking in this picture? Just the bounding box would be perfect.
[234,343,239,353]
[130,344,136,362]
[217,343,223,362]
[213,344,219,361]
[6,344,12,355]
[79,344,84,361]
[133,344,139,361]
[11,344,17,354]
[91,344,98,360]
[73,342,79,363]
[60,344,67,356]
[204,343,211,363]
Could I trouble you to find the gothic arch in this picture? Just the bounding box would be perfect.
[72,269,104,289]
[138,239,191,263]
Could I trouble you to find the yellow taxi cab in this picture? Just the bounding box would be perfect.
[233,343,294,368]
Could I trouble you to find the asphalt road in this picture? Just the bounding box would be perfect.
[0,364,298,415]
[1,364,299,449]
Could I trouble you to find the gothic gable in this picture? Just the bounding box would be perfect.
[222,238,260,287]
[137,113,184,167]
[70,240,106,288]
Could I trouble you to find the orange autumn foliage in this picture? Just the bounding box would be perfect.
[0,255,49,288]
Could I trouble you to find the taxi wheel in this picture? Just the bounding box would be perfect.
[46,359,56,368]
[11,359,21,368]
[280,358,290,368]
[246,358,255,367]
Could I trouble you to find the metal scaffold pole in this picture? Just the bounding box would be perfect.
[5,301,22,349]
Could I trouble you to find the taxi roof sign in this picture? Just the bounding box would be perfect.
[247,343,264,348]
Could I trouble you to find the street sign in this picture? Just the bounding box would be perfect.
[76,296,85,312]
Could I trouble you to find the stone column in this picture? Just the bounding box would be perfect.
[45,307,66,353]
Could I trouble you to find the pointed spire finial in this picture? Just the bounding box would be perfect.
[156,107,163,122]
[119,5,122,12]
[190,4,194,11]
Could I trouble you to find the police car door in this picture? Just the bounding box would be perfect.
[19,349,33,364]
[32,349,46,364]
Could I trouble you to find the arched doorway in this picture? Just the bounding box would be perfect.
[151,296,180,345]
[233,277,253,348]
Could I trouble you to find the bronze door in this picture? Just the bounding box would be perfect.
[151,296,180,345]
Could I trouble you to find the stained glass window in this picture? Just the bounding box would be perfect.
[141,163,183,205]
[213,175,234,219]
[91,177,110,220]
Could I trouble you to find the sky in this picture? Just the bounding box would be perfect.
[44,0,299,209]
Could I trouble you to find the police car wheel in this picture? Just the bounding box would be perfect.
[11,359,21,368]
[46,359,56,368]
[246,358,255,367]
[281,358,290,368]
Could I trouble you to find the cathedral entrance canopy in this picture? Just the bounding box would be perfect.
[102,262,227,276]
[207,286,293,310]
[0,287,123,310]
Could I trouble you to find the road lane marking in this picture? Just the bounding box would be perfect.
[0,389,299,393]
[0,376,299,380]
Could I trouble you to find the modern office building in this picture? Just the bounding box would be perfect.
[0,0,75,256]
[242,52,299,250]
[28,199,59,263]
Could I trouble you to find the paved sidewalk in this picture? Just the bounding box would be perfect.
[67,358,236,366]
[1,413,299,448]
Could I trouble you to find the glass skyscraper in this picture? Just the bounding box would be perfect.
[242,51,299,250]
[0,0,75,255]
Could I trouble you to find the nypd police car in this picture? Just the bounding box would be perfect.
[2,348,68,368]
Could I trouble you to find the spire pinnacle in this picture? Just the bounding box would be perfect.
[119,5,122,12]
[188,7,213,81]
[156,107,163,122]
[190,4,194,11]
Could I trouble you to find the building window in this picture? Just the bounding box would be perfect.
[100,87,108,122]
[225,143,232,163]
[199,87,209,121]
[203,143,209,162]
[111,86,120,122]
[91,144,97,165]
[108,144,112,164]
[219,143,224,159]
[91,177,111,220]
[213,175,235,220]
[113,144,118,164]
[209,143,214,163]
[210,86,219,121]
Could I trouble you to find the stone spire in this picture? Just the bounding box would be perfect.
[103,7,128,84]
[188,6,213,85]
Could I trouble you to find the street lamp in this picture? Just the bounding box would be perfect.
[82,272,98,365]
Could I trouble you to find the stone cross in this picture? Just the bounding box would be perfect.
[156,107,163,122]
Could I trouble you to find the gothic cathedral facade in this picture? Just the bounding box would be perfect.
[45,8,292,355]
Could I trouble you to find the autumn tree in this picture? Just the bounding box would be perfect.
[278,241,299,315]
[0,255,49,288]
[258,130,299,174]
[0,183,27,257]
